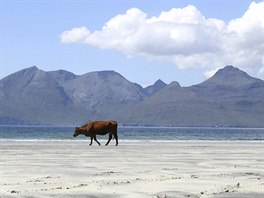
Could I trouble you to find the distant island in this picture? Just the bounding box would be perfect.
[1,65,263,127]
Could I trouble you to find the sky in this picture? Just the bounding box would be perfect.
[1,0,263,87]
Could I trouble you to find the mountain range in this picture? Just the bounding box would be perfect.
[1,65,263,127]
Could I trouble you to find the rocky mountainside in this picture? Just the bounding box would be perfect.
[0,66,77,124]
[0,66,146,125]
[1,65,263,127]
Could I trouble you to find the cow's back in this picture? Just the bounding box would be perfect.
[90,120,117,135]
[92,120,117,127]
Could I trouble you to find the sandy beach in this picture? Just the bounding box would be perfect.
[0,140,263,198]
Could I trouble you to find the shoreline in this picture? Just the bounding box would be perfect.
[0,139,263,142]
[1,141,263,198]
[1,124,264,129]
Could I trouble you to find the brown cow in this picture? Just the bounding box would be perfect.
[73,120,118,146]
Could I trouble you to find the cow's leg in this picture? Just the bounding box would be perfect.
[89,137,93,146]
[113,124,118,146]
[105,134,112,146]
[114,134,118,146]
[94,135,101,146]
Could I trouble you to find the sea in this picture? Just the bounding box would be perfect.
[0,125,263,141]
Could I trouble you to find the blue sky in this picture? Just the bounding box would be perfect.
[1,0,263,87]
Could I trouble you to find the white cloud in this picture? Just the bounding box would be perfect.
[258,66,264,76]
[60,2,264,79]
[60,26,90,43]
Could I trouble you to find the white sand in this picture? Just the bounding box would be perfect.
[0,140,263,198]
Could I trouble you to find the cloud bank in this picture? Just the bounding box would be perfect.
[60,2,264,78]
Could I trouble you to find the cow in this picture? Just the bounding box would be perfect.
[73,120,118,146]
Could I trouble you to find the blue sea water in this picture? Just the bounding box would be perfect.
[0,125,263,141]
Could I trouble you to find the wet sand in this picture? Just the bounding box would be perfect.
[0,140,263,197]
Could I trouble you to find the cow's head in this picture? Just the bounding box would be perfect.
[73,127,81,137]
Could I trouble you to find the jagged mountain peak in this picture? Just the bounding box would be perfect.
[154,79,166,86]
[14,65,40,76]
[26,65,39,70]
[214,65,248,77]
[168,81,181,87]
[201,65,262,87]
[144,79,168,96]
[1,66,46,87]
